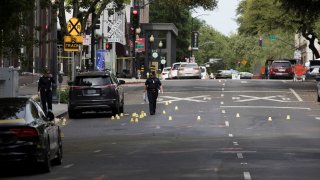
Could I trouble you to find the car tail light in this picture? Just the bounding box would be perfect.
[70,86,84,90]
[10,128,38,137]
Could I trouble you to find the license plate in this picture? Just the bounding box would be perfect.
[86,89,96,94]
[279,69,285,72]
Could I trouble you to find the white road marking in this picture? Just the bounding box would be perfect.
[221,94,224,97]
[93,150,102,153]
[241,81,248,83]
[221,106,310,110]
[63,164,74,168]
[290,88,303,102]
[229,133,233,137]
[233,141,239,146]
[222,88,225,91]
[160,95,210,103]
[225,121,229,127]
[235,95,288,102]
[222,110,226,114]
[244,172,252,180]
[237,153,243,159]
[221,101,224,105]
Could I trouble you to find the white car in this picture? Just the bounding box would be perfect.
[169,62,181,79]
[161,67,171,80]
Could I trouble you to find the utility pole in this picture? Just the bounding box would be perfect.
[91,12,95,70]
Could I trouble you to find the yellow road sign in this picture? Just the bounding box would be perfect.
[64,36,83,52]
[67,18,81,36]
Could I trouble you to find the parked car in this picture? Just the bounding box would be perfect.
[68,70,125,118]
[177,63,201,79]
[239,72,253,79]
[161,67,171,80]
[169,62,182,79]
[0,97,62,172]
[215,70,239,79]
[200,66,209,79]
[269,60,294,79]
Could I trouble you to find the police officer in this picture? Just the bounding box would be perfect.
[144,71,163,115]
[38,68,55,114]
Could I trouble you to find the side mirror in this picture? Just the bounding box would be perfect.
[119,80,125,85]
[46,111,55,121]
[68,81,73,86]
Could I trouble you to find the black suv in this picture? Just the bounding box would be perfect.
[68,70,125,118]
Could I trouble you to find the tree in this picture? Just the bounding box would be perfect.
[150,0,218,61]
[56,0,129,38]
[277,0,320,59]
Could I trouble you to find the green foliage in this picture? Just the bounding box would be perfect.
[58,89,69,104]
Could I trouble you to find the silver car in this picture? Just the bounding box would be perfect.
[177,63,201,79]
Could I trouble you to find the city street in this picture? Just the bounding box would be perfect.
[2,79,320,179]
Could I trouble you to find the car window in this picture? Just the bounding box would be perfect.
[272,62,291,67]
[181,63,197,68]
[74,76,112,86]
[0,102,26,119]
[163,68,170,72]
[172,64,180,70]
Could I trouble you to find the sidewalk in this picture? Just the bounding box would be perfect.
[18,75,145,118]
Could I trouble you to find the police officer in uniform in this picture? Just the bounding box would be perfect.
[144,71,163,115]
[38,68,55,114]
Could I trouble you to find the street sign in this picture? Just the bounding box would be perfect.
[135,38,145,52]
[269,34,276,42]
[67,18,81,36]
[64,36,83,52]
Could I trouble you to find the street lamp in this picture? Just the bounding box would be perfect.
[149,34,154,43]
[158,40,163,70]
[188,45,192,62]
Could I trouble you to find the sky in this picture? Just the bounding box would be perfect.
[193,0,240,36]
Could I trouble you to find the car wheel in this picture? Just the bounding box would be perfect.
[120,99,124,114]
[39,138,52,173]
[52,133,63,166]
[68,109,77,119]
[112,102,120,116]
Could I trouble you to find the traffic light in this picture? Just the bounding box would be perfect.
[105,42,112,50]
[92,13,100,29]
[130,8,140,29]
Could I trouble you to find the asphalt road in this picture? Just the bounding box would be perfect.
[2,79,320,180]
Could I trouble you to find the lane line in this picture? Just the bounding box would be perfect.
[221,106,310,110]
[63,164,74,168]
[290,88,303,102]
[225,121,229,127]
[237,153,243,159]
[229,134,233,137]
[244,172,252,180]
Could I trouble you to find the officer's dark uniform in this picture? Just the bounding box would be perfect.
[145,74,161,115]
[38,73,55,114]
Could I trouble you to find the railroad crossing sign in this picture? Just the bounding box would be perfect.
[64,36,83,52]
[106,19,123,43]
[67,18,81,36]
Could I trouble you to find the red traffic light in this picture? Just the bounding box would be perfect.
[105,42,112,50]
[132,9,139,15]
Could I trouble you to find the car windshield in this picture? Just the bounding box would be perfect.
[0,99,27,119]
[272,62,291,67]
[74,76,112,86]
[180,64,197,68]
[172,64,180,70]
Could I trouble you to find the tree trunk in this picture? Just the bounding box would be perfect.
[302,30,320,59]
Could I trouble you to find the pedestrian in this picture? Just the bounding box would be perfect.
[144,71,163,115]
[38,68,55,115]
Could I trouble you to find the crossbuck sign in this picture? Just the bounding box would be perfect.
[106,19,123,43]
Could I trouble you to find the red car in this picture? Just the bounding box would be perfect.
[269,60,294,79]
